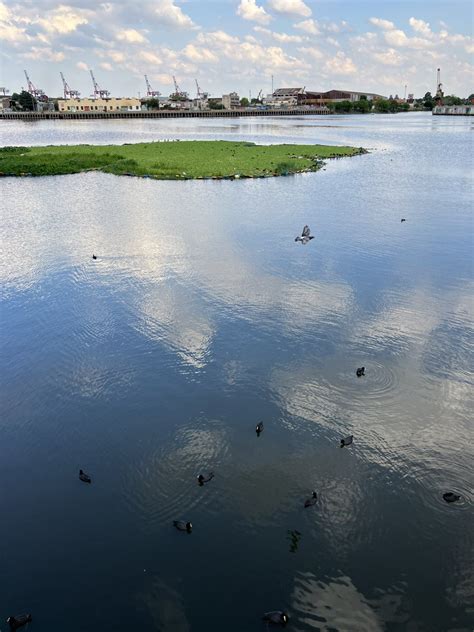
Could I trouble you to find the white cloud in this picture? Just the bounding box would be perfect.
[154,0,197,29]
[116,28,147,44]
[254,26,305,43]
[76,61,88,71]
[37,5,89,34]
[369,17,395,30]
[268,0,311,18]
[298,45,323,60]
[22,46,65,62]
[182,43,218,63]
[237,0,271,25]
[384,29,432,49]
[409,17,432,36]
[373,48,403,66]
[138,50,162,65]
[327,37,340,47]
[99,62,113,71]
[324,51,357,74]
[197,30,240,45]
[294,19,320,35]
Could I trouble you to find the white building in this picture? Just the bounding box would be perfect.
[57,97,141,112]
[222,92,240,109]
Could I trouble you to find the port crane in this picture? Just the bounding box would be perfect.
[89,69,110,98]
[144,74,161,98]
[195,79,208,99]
[24,70,47,99]
[171,75,188,100]
[60,72,80,99]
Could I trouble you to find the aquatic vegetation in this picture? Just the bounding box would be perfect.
[0,140,365,180]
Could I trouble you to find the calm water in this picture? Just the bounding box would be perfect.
[1,113,473,632]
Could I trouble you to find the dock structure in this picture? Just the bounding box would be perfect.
[0,107,330,121]
[432,105,473,116]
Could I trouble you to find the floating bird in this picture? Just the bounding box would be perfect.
[340,435,353,448]
[173,520,192,533]
[92,254,97,260]
[443,492,461,503]
[79,469,92,483]
[197,472,214,485]
[401,218,406,222]
[6,614,32,630]
[295,225,314,243]
[356,367,365,377]
[304,491,318,508]
[256,422,264,435]
[262,611,289,626]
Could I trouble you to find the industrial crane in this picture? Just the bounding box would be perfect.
[60,72,80,99]
[170,75,188,100]
[195,79,208,99]
[24,70,47,99]
[144,74,161,98]
[89,69,110,98]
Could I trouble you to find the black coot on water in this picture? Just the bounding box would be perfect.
[256,422,264,435]
[304,491,318,508]
[197,472,214,485]
[356,367,365,377]
[340,435,353,448]
[262,611,289,625]
[443,492,461,503]
[7,614,32,630]
[79,469,91,483]
[173,520,192,533]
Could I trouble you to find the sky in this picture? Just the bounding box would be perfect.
[0,0,473,99]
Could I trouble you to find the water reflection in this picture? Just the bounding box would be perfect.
[1,114,473,631]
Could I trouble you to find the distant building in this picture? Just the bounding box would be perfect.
[0,95,12,111]
[222,92,240,109]
[263,87,304,108]
[57,97,141,112]
[300,90,386,105]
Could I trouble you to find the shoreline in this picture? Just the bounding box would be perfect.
[0,140,366,181]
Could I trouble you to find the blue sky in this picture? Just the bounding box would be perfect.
[0,0,472,99]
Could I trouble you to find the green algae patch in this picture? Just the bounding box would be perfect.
[0,141,366,180]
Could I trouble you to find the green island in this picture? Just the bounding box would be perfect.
[0,141,365,180]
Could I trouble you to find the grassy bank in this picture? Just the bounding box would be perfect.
[0,140,365,180]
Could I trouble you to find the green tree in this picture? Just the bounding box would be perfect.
[443,95,462,106]
[374,98,389,113]
[334,100,353,113]
[18,90,36,111]
[423,91,434,110]
[209,101,225,110]
[146,98,160,109]
[353,98,371,113]
[240,97,249,107]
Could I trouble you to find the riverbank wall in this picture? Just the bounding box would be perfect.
[0,107,330,121]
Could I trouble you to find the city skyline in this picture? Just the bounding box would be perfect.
[0,0,473,99]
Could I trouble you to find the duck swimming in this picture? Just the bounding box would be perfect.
[7,614,32,630]
[79,469,91,483]
[401,218,406,222]
[295,225,315,243]
[356,367,365,377]
[443,492,461,503]
[340,435,353,448]
[92,254,97,260]
[173,520,192,533]
[304,491,318,507]
[256,422,264,435]
[197,472,214,485]
[262,611,289,626]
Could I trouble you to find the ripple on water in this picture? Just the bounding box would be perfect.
[122,421,230,531]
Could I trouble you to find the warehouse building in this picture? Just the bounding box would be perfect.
[57,97,141,112]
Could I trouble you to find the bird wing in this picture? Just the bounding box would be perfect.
[302,225,310,237]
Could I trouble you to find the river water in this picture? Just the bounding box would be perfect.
[1,113,473,631]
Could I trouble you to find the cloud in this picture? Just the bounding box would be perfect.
[253,26,305,43]
[99,62,113,71]
[182,44,218,63]
[298,45,324,60]
[373,48,403,66]
[37,5,89,34]
[116,28,147,43]
[324,51,357,74]
[154,0,197,29]
[237,0,271,25]
[294,19,320,35]
[409,17,432,36]
[22,46,65,62]
[76,61,88,71]
[268,0,311,18]
[384,28,432,49]
[369,17,395,30]
[138,50,162,65]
